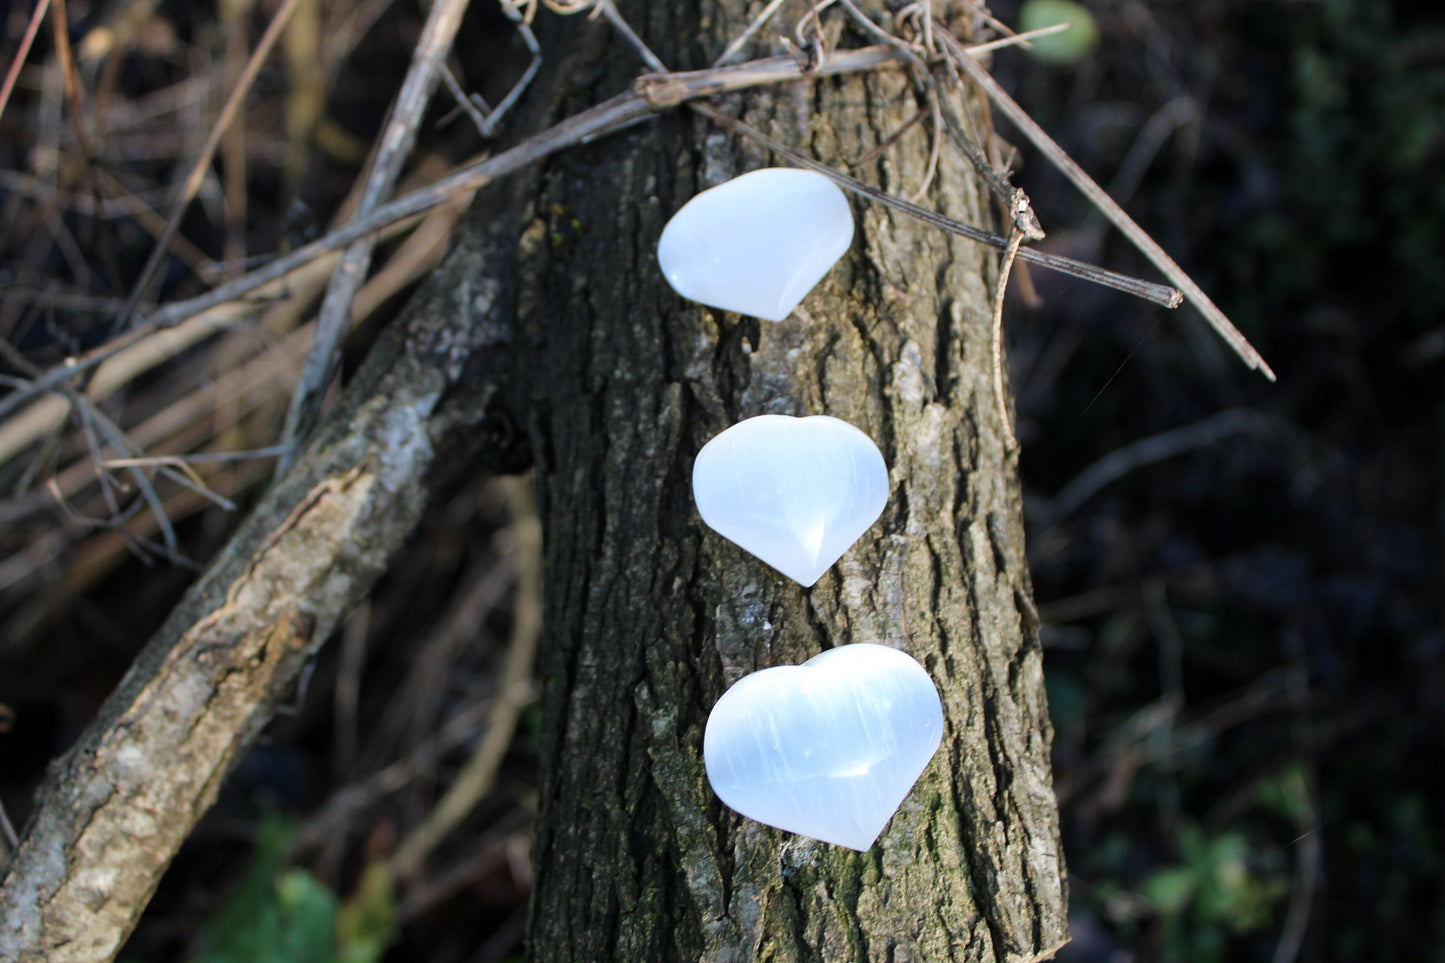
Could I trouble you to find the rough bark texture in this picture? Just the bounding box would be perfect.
[515,3,1066,961]
[0,182,531,962]
[0,2,1065,960]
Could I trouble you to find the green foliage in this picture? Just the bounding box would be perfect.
[1137,821,1288,963]
[1228,0,1445,337]
[1018,0,1099,64]
[195,814,397,963]
[335,860,398,963]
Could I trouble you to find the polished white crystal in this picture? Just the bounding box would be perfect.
[657,168,854,321]
[692,414,888,586]
[704,643,945,851]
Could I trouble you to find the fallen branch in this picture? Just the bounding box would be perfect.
[0,191,529,963]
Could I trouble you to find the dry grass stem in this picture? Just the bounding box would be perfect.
[391,478,542,877]
[117,0,312,332]
[992,228,1024,452]
[713,0,791,66]
[0,0,51,126]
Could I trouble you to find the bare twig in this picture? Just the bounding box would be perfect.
[333,601,369,777]
[396,810,533,923]
[0,797,16,856]
[292,697,497,854]
[0,0,50,126]
[935,26,1277,380]
[836,0,1040,235]
[992,225,1024,452]
[1273,626,1320,963]
[595,0,667,72]
[102,446,290,470]
[0,43,1177,431]
[220,0,253,279]
[441,6,542,144]
[691,102,1181,306]
[0,46,905,425]
[279,0,472,465]
[713,0,790,66]
[1046,408,1266,522]
[963,22,1072,56]
[908,92,942,202]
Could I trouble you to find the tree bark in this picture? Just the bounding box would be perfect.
[0,1,1066,960]
[516,3,1065,961]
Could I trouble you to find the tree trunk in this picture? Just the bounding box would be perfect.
[0,2,1065,960]
[514,3,1066,960]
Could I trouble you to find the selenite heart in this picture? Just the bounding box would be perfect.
[692,415,888,586]
[657,168,854,321]
[704,643,945,851]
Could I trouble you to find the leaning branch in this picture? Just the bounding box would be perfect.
[0,203,527,963]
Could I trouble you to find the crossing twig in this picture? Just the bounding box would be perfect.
[934,25,1276,380]
[279,0,472,468]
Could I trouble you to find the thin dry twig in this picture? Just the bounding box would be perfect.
[837,0,1040,236]
[934,26,1277,380]
[440,4,543,143]
[292,698,498,854]
[690,102,1180,306]
[1273,626,1321,963]
[0,796,16,857]
[908,92,942,202]
[279,0,473,465]
[333,600,369,778]
[0,46,905,424]
[594,0,667,73]
[713,0,790,66]
[0,43,1178,431]
[391,477,542,877]
[102,446,290,469]
[1046,408,1266,523]
[0,0,51,126]
[115,0,310,333]
[992,225,1024,452]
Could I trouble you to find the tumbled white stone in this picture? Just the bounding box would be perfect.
[657,168,854,321]
[692,414,888,587]
[704,643,945,851]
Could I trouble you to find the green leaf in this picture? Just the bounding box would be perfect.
[195,813,344,963]
[336,859,398,963]
[1141,866,1196,915]
[1018,0,1100,64]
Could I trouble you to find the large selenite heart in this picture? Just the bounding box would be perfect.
[704,643,945,851]
[692,415,888,587]
[657,168,854,321]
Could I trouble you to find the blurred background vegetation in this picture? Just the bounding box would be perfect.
[0,1,1440,961]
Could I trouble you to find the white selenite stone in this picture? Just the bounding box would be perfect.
[704,643,945,851]
[692,414,888,587]
[657,168,854,321]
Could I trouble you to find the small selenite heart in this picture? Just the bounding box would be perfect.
[692,415,888,586]
[657,168,853,321]
[704,643,945,851]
